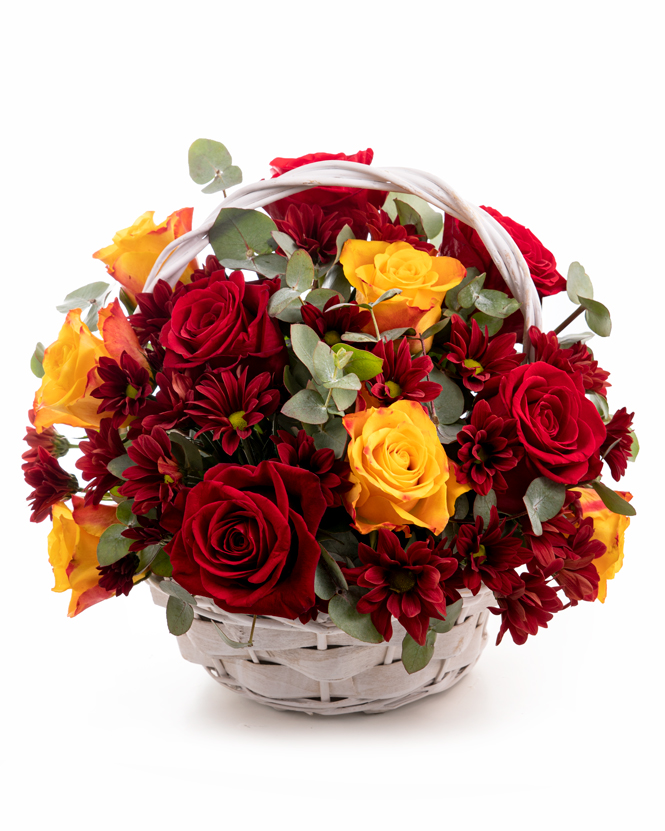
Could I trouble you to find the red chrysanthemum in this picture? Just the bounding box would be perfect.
[366,205,437,254]
[455,399,523,495]
[300,297,372,346]
[444,316,522,392]
[118,427,183,515]
[22,409,70,471]
[274,203,364,262]
[271,429,351,508]
[91,352,152,428]
[529,327,610,397]
[140,368,199,433]
[551,517,606,604]
[600,407,634,481]
[75,418,127,505]
[25,447,79,522]
[342,529,459,645]
[367,338,442,406]
[454,507,531,596]
[121,515,169,553]
[186,367,280,456]
[97,553,140,597]
[491,573,564,645]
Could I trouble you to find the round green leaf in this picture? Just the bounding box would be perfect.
[96,523,132,566]
[430,368,465,424]
[328,592,383,643]
[166,595,195,636]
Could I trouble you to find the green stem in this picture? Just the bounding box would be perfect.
[241,438,256,466]
[553,305,585,336]
[248,615,257,647]
[369,307,382,341]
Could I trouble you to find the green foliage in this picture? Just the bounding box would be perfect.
[209,207,286,276]
[159,579,198,606]
[457,272,486,309]
[473,490,497,525]
[56,281,110,331]
[212,621,251,649]
[188,139,242,193]
[474,289,521,319]
[30,342,45,378]
[115,500,136,527]
[328,591,384,643]
[523,477,566,536]
[334,224,354,263]
[96,523,133,566]
[401,630,436,674]
[136,544,164,574]
[383,192,443,241]
[107,453,134,480]
[168,431,203,475]
[628,431,639,463]
[166,595,195,636]
[472,311,503,336]
[314,545,349,600]
[429,598,463,634]
[557,331,594,349]
[281,389,329,424]
[305,288,343,310]
[579,296,612,337]
[453,493,470,520]
[444,268,481,312]
[430,368,465,424]
[591,480,636,516]
[421,318,450,340]
[272,230,298,257]
[566,262,594,304]
[331,343,383,381]
[588,392,610,422]
[312,418,348,458]
[290,324,320,377]
[268,287,301,320]
[150,549,173,577]
[437,420,465,444]
[285,249,315,292]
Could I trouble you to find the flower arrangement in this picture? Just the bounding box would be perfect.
[24,141,637,685]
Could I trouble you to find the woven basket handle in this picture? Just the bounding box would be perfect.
[143,160,542,348]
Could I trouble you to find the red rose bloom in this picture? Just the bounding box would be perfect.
[489,361,606,487]
[161,270,287,375]
[343,530,459,646]
[529,327,611,397]
[166,461,327,618]
[264,149,385,235]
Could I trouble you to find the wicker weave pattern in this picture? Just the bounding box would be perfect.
[150,582,494,715]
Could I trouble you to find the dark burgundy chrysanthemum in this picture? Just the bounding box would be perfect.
[140,368,199,433]
[121,515,168,553]
[453,507,531,596]
[368,338,442,406]
[551,517,606,604]
[342,529,459,645]
[97,553,140,597]
[366,205,437,254]
[529,327,611,397]
[274,203,364,262]
[75,418,127,505]
[186,367,280,456]
[444,316,522,392]
[91,352,152,428]
[25,446,79,522]
[271,429,352,507]
[600,407,634,481]
[455,399,523,495]
[300,297,372,346]
[118,427,183,515]
[491,573,564,645]
[22,409,70,471]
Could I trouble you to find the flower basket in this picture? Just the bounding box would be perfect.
[25,144,636,717]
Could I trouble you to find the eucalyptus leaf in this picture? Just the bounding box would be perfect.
[312,417,348,458]
[331,385,358,412]
[166,595,195,636]
[591,480,636,516]
[566,262,594,305]
[380,327,414,341]
[588,392,610,422]
[160,579,198,606]
[457,272,487,309]
[334,224,354,263]
[319,545,349,591]
[444,268,481,312]
[272,230,298,257]
[321,262,351,301]
[471,311,503,337]
[285,249,315,292]
[188,139,241,193]
[118,288,137,316]
[557,331,595,349]
[252,253,288,278]
[393,194,443,240]
[150,549,173,577]
[281,389,329,424]
[168,431,202,474]
[115,500,136,527]
[30,342,45,378]
[372,288,402,306]
[430,368,465,424]
[314,560,337,600]
[474,290,521,319]
[429,599,463,634]
[421,319,450,340]
[107,453,134,480]
[209,208,279,271]
[523,477,566,536]
[331,343,383,381]
[305,288,343,310]
[453,493,470,520]
[401,630,436,674]
[394,199,426,239]
[628,431,639,462]
[437,421,465,443]
[323,373,361,391]
[290,324,320,377]
[312,341,336,384]
[473,490,497,525]
[580,296,612,337]
[56,281,110,314]
[283,365,303,395]
[96,524,133,566]
[136,544,164,574]
[268,287,300,317]
[328,592,383,643]
[341,332,378,343]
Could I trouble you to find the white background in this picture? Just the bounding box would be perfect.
[2,2,662,829]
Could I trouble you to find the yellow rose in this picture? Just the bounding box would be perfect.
[93,208,197,300]
[340,240,465,339]
[343,400,470,535]
[578,488,633,602]
[48,498,118,617]
[33,309,111,432]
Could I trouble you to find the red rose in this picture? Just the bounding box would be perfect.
[441,206,566,297]
[160,269,286,375]
[264,149,386,230]
[166,460,327,618]
[487,362,606,508]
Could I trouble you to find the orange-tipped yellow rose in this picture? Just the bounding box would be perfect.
[340,240,465,340]
[578,488,633,602]
[342,400,470,535]
[93,208,197,300]
[48,498,118,617]
[33,309,112,432]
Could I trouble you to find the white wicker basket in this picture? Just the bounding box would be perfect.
[144,161,543,714]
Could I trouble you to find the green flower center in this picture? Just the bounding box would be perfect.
[324,330,342,346]
[463,358,484,374]
[229,410,248,431]
[389,569,416,593]
[386,380,402,399]
[472,544,487,562]
[125,384,139,399]
[164,474,175,484]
